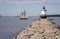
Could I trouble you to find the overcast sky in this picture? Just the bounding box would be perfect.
[0,0,60,16]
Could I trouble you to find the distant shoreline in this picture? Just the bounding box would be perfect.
[1,15,60,17]
[47,15,60,17]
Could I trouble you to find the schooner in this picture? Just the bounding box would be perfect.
[19,10,28,20]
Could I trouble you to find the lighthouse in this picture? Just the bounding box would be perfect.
[40,6,47,18]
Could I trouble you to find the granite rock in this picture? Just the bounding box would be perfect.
[13,18,60,39]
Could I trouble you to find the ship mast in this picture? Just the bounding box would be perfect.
[24,10,26,17]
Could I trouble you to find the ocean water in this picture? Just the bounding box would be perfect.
[0,16,60,39]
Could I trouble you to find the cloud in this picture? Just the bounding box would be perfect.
[0,0,47,3]
[0,0,60,3]
[46,0,60,3]
[10,0,43,1]
[9,1,44,3]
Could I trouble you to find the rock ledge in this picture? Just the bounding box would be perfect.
[13,18,60,39]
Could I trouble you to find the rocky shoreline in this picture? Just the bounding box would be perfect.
[13,18,60,39]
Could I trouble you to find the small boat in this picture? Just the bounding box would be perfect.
[19,10,28,20]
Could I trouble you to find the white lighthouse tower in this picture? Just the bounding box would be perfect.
[40,6,47,18]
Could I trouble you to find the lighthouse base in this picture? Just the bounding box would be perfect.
[40,15,47,18]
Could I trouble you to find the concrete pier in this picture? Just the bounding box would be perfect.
[13,18,60,39]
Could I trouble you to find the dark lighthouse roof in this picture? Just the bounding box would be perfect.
[42,6,46,11]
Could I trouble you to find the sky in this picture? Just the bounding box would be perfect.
[0,0,60,16]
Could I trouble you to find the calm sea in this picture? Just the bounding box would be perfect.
[0,16,60,39]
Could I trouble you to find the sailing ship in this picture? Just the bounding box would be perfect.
[19,10,28,20]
